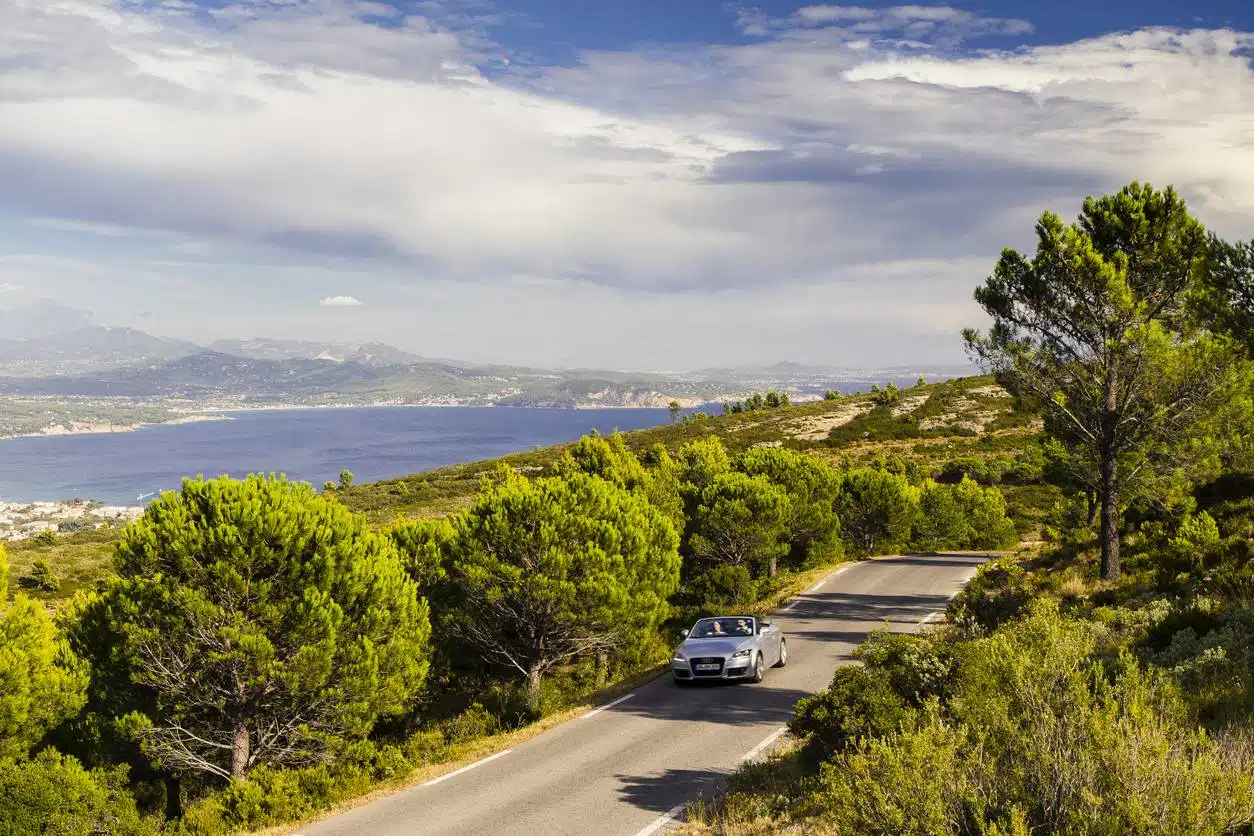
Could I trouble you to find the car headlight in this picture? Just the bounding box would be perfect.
[672,654,686,663]
[730,649,751,659]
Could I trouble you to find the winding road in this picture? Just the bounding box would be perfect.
[297,552,988,836]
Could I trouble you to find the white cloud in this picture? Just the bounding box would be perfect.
[0,282,24,293]
[0,2,1251,367]
[319,295,363,307]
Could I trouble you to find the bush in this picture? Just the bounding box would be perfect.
[0,748,154,835]
[27,559,60,593]
[784,601,1254,834]
[440,703,499,745]
[790,666,913,762]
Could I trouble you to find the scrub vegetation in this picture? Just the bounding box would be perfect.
[2,182,1249,834]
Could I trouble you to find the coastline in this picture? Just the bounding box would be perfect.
[0,413,230,442]
[0,401,691,442]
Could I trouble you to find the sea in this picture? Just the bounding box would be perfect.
[0,406,675,507]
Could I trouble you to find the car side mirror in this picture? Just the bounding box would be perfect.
[757,621,770,633]
[679,629,689,639]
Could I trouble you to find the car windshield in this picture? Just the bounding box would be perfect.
[690,617,754,638]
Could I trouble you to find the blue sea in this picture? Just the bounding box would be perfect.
[0,407,673,506]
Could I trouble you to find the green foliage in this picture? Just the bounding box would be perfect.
[437,467,681,708]
[965,182,1251,580]
[767,601,1254,835]
[689,472,792,578]
[26,558,60,593]
[0,748,154,835]
[869,382,902,407]
[1199,236,1254,354]
[0,545,88,761]
[824,389,842,401]
[789,666,912,762]
[722,391,791,414]
[76,474,431,781]
[33,531,56,547]
[836,469,918,556]
[735,447,842,566]
[338,469,355,490]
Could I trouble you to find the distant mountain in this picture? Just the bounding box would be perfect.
[0,326,203,376]
[0,350,749,408]
[0,299,93,341]
[207,338,432,367]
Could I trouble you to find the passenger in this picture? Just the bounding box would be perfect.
[711,620,726,636]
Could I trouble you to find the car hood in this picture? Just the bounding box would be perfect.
[678,638,752,657]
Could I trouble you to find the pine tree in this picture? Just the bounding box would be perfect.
[689,472,792,578]
[0,544,88,760]
[442,468,680,711]
[965,183,1247,579]
[74,474,430,781]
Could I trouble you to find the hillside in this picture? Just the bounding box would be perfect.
[4,374,1053,602]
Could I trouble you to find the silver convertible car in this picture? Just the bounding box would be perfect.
[671,615,787,684]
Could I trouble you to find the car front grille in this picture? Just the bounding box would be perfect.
[690,657,724,677]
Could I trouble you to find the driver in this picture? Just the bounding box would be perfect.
[735,619,751,635]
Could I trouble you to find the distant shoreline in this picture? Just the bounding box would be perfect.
[0,401,689,443]
[0,413,230,442]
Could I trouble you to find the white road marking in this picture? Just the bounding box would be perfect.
[920,611,942,625]
[631,803,687,836]
[740,726,788,763]
[805,579,826,593]
[580,693,635,719]
[420,749,513,787]
[833,565,851,576]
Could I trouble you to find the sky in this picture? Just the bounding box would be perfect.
[0,0,1251,372]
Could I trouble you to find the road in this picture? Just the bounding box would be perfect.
[298,552,987,836]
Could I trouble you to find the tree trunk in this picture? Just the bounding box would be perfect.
[767,554,777,578]
[163,775,182,821]
[1085,490,1097,527]
[526,663,543,713]
[231,722,250,780]
[598,652,609,688]
[1098,454,1120,581]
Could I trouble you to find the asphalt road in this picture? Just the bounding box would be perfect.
[298,552,988,836]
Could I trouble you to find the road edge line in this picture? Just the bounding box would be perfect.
[739,726,788,763]
[579,692,636,719]
[420,749,513,787]
[631,803,687,836]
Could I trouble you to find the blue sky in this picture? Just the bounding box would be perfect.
[0,0,1252,370]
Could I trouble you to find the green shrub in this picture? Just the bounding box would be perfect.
[789,666,913,762]
[440,703,499,745]
[27,559,60,593]
[0,748,154,835]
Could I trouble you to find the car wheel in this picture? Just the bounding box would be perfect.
[774,639,788,668]
[751,653,765,683]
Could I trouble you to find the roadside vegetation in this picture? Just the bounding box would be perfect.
[682,183,1254,835]
[3,181,1247,835]
[0,407,1022,833]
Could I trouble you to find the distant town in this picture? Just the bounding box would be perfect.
[0,498,144,542]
